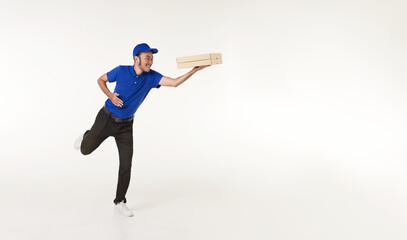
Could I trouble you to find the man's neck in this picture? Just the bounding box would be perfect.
[134,65,143,75]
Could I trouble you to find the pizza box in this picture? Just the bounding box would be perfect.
[176,53,222,68]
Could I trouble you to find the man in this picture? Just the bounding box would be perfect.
[74,43,209,217]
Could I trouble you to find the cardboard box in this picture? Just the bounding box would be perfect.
[176,53,222,68]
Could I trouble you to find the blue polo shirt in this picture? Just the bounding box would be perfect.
[104,65,163,119]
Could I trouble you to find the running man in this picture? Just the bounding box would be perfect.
[74,43,210,217]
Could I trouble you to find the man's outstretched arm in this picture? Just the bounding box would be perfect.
[159,65,210,87]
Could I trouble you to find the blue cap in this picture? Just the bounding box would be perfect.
[133,43,158,58]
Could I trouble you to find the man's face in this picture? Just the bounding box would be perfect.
[137,51,153,72]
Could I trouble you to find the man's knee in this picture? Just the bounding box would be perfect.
[80,147,93,155]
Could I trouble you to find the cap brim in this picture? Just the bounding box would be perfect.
[150,48,158,54]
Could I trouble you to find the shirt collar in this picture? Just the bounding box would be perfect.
[130,65,145,77]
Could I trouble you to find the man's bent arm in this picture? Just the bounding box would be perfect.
[97,73,123,107]
[97,74,113,98]
[159,65,210,87]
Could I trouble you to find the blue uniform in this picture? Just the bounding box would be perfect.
[105,65,163,119]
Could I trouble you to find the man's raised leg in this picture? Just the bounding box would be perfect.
[76,108,110,155]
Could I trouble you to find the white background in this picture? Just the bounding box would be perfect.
[1,0,406,239]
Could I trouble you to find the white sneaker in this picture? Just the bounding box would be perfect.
[114,202,134,217]
[74,133,84,150]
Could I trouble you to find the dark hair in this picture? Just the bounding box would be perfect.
[134,52,141,63]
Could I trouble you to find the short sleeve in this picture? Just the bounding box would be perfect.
[151,70,163,89]
[106,66,120,83]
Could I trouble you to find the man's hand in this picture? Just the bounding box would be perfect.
[110,93,123,107]
[193,65,211,72]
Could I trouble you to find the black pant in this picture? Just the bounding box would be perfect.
[80,106,134,204]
